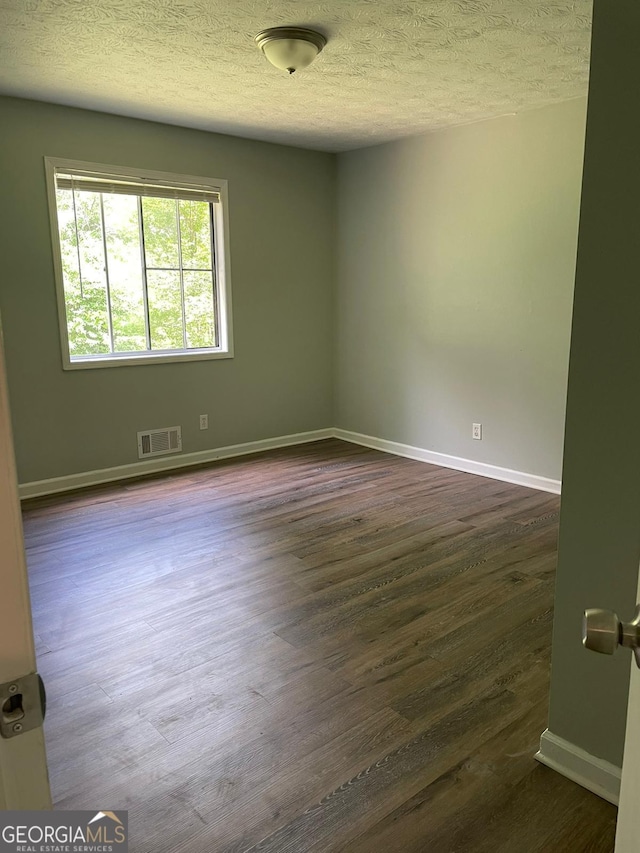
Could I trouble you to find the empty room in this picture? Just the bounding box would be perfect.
[1,1,640,851]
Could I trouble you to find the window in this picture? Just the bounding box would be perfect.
[45,158,233,368]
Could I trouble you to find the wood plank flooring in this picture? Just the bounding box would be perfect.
[22,439,617,852]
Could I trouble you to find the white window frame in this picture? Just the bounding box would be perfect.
[44,157,234,370]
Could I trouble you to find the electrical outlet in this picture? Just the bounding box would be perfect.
[199,414,208,430]
[472,423,482,440]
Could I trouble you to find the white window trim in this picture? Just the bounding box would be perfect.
[44,157,234,370]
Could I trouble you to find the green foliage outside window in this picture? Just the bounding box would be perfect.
[56,189,217,358]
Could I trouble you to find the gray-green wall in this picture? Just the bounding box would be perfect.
[335,99,587,482]
[0,97,335,484]
[548,0,640,767]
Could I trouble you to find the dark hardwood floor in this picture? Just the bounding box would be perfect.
[22,439,617,852]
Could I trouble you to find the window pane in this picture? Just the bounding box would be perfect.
[147,270,183,350]
[184,271,216,348]
[142,197,179,268]
[55,189,81,292]
[57,189,110,356]
[179,200,212,270]
[102,194,147,353]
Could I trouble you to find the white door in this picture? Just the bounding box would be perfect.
[614,581,640,852]
[0,322,51,809]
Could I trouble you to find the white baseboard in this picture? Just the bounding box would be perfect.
[535,728,620,805]
[333,429,561,495]
[18,428,333,500]
[19,426,562,500]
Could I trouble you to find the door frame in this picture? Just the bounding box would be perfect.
[0,319,51,809]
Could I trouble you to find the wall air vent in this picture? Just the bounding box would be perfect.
[137,426,182,459]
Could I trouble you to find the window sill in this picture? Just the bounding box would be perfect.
[63,348,234,370]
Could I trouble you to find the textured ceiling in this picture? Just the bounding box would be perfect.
[0,0,593,151]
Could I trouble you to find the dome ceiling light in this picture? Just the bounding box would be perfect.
[255,27,327,75]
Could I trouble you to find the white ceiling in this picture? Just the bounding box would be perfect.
[0,0,593,152]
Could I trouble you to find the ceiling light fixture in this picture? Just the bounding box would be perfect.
[255,27,327,75]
